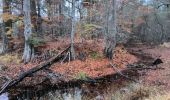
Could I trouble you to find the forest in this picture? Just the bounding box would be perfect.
[0,0,170,100]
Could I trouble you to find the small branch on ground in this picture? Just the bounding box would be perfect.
[128,67,165,70]
[60,51,70,64]
[0,79,12,94]
[127,64,165,70]
[109,62,139,83]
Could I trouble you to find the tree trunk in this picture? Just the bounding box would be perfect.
[22,0,33,63]
[0,23,8,54]
[36,0,42,35]
[59,1,64,36]
[31,0,37,34]
[104,0,117,60]
[0,0,11,54]
[70,0,76,59]
[47,0,52,20]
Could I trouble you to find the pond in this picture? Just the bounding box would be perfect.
[0,78,141,100]
[0,93,8,100]
[0,70,140,100]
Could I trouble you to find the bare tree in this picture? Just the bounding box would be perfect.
[36,0,42,35]
[0,0,11,54]
[0,22,7,54]
[104,0,117,60]
[22,0,34,63]
[70,0,76,59]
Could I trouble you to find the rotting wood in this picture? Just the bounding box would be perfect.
[0,46,70,95]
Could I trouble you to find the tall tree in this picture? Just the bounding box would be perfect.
[22,0,33,63]
[70,0,76,59]
[104,0,117,60]
[31,0,38,34]
[0,22,7,54]
[59,0,64,35]
[0,0,11,54]
[36,0,42,35]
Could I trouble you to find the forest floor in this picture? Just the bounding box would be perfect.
[0,37,170,98]
[127,43,170,91]
[0,38,138,86]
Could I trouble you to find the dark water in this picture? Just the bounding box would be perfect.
[0,71,138,100]
[0,80,136,100]
[0,93,8,100]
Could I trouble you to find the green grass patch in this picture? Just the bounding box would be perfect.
[75,71,88,80]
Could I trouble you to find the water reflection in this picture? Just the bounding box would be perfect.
[0,81,129,100]
[0,93,8,100]
[37,87,106,100]
[39,88,82,100]
[0,74,139,100]
[11,80,128,100]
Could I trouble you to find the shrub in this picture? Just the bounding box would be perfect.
[90,51,102,59]
[28,37,46,47]
[75,71,88,80]
[80,24,103,39]
[0,54,21,64]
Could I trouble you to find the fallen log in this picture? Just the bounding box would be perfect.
[0,46,70,95]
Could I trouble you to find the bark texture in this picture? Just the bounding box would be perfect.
[70,0,76,59]
[22,0,33,63]
[0,0,11,54]
[104,0,117,60]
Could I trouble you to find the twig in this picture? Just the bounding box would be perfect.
[127,67,165,70]
[61,51,70,64]
[109,62,138,83]
[0,79,12,94]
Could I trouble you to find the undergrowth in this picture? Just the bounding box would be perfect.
[75,71,88,80]
[111,83,168,100]
[89,51,102,59]
[0,54,21,64]
[28,37,46,47]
